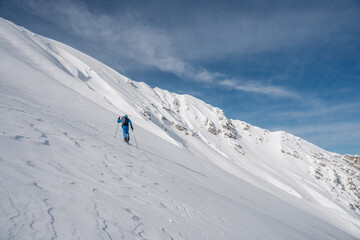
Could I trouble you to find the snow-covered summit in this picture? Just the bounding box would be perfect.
[1,17,359,239]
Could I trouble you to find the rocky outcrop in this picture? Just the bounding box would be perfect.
[141,107,151,120]
[206,120,217,135]
[307,151,360,215]
[175,124,187,132]
[343,155,360,170]
[234,144,245,155]
[220,119,237,139]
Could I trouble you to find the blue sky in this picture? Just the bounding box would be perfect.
[1,0,359,154]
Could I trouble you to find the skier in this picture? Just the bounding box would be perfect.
[117,115,133,143]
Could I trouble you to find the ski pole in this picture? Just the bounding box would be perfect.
[132,128,138,149]
[114,123,119,138]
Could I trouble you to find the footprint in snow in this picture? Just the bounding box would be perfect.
[26,161,34,167]
[14,135,24,140]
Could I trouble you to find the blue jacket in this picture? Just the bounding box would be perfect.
[117,117,133,127]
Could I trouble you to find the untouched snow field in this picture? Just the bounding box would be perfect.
[1,18,360,239]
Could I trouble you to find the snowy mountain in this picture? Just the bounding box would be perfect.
[1,17,359,239]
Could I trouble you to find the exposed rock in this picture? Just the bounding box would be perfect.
[281,149,299,159]
[141,107,151,120]
[162,106,171,111]
[205,120,217,135]
[349,203,360,213]
[208,126,216,135]
[319,163,326,167]
[344,155,360,166]
[234,144,245,155]
[221,119,236,131]
[220,119,237,139]
[243,124,250,131]
[126,78,136,87]
[173,99,179,106]
[175,124,187,132]
[224,132,237,139]
[215,108,225,119]
[314,168,323,180]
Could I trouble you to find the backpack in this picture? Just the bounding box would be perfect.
[121,116,129,126]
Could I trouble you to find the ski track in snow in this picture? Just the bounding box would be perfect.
[93,202,113,240]
[43,198,57,240]
[7,197,22,240]
[172,200,197,240]
[161,228,174,240]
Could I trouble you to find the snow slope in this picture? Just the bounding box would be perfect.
[1,17,359,239]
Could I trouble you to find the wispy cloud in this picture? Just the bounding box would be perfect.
[15,0,221,83]
[219,79,298,98]
[273,102,360,119]
[166,1,360,61]
[12,0,301,98]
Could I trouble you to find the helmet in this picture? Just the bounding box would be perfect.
[124,115,128,118]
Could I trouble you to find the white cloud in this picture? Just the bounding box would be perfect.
[17,0,222,83]
[15,0,304,97]
[273,102,360,118]
[167,1,360,61]
[219,79,298,98]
